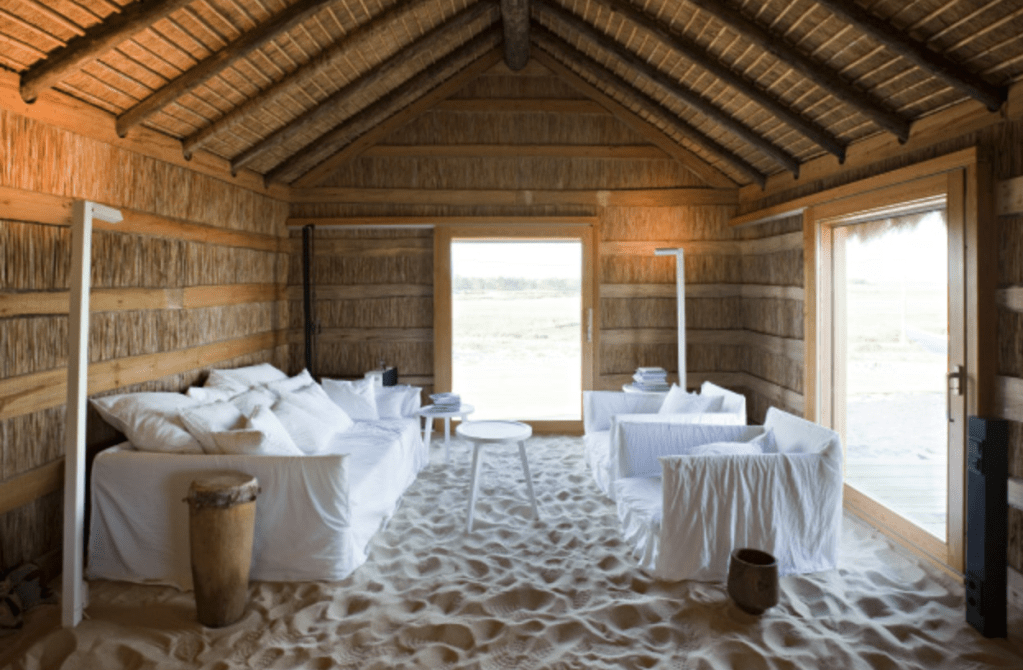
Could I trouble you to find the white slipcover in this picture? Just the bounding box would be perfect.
[88,417,426,589]
[614,407,843,582]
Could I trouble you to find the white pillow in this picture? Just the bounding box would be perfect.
[179,401,246,453]
[90,393,203,454]
[322,378,378,421]
[272,398,341,455]
[263,369,315,398]
[230,387,277,416]
[285,384,355,433]
[658,385,725,415]
[687,440,765,456]
[206,363,287,391]
[185,386,232,404]
[200,371,249,397]
[212,406,303,456]
[375,385,421,418]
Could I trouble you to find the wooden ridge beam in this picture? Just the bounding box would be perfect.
[116,0,334,138]
[683,0,910,142]
[291,186,737,207]
[19,0,194,103]
[597,0,845,162]
[432,98,607,114]
[501,0,530,70]
[532,27,767,188]
[182,0,433,159]
[0,330,282,422]
[272,31,503,186]
[814,0,1006,112]
[231,2,496,175]
[361,143,669,159]
[535,2,800,177]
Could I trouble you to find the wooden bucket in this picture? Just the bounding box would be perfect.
[185,471,259,628]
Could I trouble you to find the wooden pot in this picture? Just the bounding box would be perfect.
[726,548,779,615]
[185,471,259,628]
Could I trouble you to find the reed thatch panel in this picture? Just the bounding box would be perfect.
[183,244,284,286]
[317,342,433,379]
[317,298,434,329]
[0,490,61,573]
[688,297,745,330]
[1001,217,1023,286]
[744,350,805,395]
[91,232,186,289]
[289,203,598,218]
[600,343,677,375]
[733,215,803,241]
[743,298,804,340]
[2,407,64,480]
[689,344,744,372]
[742,249,804,287]
[1,222,72,291]
[2,317,68,377]
[307,255,434,287]
[600,254,742,285]
[999,310,1023,378]
[317,156,700,190]
[600,206,735,242]
[600,298,675,329]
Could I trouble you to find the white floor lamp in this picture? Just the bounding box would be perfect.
[655,248,685,388]
[63,200,121,628]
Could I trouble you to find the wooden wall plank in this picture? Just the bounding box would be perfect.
[601,328,803,362]
[0,284,282,316]
[601,283,804,301]
[997,376,1023,423]
[291,187,738,207]
[997,287,1023,313]
[288,284,433,300]
[287,216,599,228]
[0,460,62,516]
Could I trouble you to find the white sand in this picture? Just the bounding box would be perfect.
[4,435,1023,669]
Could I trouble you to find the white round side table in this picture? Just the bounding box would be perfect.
[456,420,538,532]
[417,403,474,463]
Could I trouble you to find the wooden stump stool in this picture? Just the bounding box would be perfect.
[185,471,259,628]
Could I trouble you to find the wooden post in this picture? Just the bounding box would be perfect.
[655,248,685,388]
[63,200,121,628]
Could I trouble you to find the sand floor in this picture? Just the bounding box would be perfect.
[3,435,1023,669]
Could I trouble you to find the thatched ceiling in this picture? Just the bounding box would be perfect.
[1,0,1021,189]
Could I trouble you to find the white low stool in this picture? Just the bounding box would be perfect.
[457,420,538,532]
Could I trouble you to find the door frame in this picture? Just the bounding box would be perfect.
[803,149,994,575]
[433,223,597,435]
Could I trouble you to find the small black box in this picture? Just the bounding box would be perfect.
[965,416,1008,638]
[381,367,398,387]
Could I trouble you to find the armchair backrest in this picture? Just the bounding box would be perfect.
[700,381,747,422]
[583,391,664,433]
[763,407,841,456]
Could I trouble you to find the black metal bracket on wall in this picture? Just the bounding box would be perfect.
[302,224,317,376]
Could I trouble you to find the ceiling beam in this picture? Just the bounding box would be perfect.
[268,30,503,185]
[814,0,1006,112]
[291,48,504,188]
[683,0,911,142]
[532,27,767,187]
[182,0,440,160]
[501,0,530,70]
[598,0,845,163]
[535,2,799,177]
[116,0,332,138]
[230,1,495,175]
[19,0,194,103]
[362,144,670,159]
[531,49,736,189]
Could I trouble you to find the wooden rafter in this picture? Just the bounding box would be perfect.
[532,26,767,187]
[230,1,496,175]
[684,0,912,142]
[535,2,799,176]
[814,0,1007,111]
[291,48,505,188]
[598,0,845,162]
[531,49,736,189]
[182,0,433,160]
[267,30,503,185]
[501,0,530,70]
[115,0,333,138]
[18,0,195,103]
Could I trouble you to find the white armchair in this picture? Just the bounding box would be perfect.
[613,407,843,582]
[583,381,747,499]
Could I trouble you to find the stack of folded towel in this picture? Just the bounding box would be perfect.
[632,367,670,392]
[430,393,461,411]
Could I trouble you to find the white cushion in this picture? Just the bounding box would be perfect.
[212,405,303,456]
[375,385,421,418]
[185,386,232,404]
[686,436,768,456]
[205,363,287,392]
[179,401,246,454]
[322,378,379,421]
[229,387,277,416]
[263,369,315,398]
[90,393,203,454]
[272,398,341,455]
[287,384,355,434]
[658,385,725,415]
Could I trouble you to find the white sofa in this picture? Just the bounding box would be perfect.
[583,381,747,500]
[614,407,843,582]
[87,372,428,589]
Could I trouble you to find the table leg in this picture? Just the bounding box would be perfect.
[518,441,539,520]
[422,417,432,453]
[443,417,451,464]
[466,443,484,532]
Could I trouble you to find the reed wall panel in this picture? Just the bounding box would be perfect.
[317,342,434,379]
[600,206,736,242]
[1002,217,1023,286]
[0,491,61,576]
[742,249,804,287]
[600,255,743,285]
[1009,421,1023,480]
[999,311,1023,378]
[744,350,804,396]
[317,298,433,329]
[601,344,677,376]
[601,298,676,329]
[743,298,804,340]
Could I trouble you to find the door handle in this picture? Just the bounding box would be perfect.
[947,365,964,421]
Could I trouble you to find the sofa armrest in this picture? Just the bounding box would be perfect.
[657,444,843,581]
[613,419,764,479]
[583,391,664,433]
